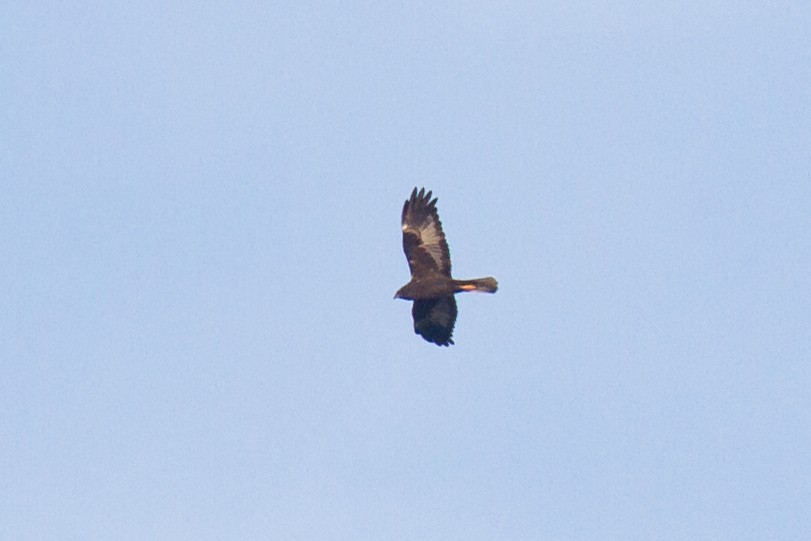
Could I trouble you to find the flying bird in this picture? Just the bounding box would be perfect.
[395,187,498,346]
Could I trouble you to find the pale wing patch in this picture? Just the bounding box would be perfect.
[420,216,445,268]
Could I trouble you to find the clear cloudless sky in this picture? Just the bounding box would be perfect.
[2,2,810,540]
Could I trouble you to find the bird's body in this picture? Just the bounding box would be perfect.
[395,275,499,300]
[394,187,498,346]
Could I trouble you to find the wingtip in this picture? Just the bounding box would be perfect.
[408,186,437,208]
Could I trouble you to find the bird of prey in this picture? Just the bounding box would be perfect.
[394,187,498,346]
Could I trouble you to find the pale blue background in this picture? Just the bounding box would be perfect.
[2,2,810,540]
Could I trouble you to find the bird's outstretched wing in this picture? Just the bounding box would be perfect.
[401,187,452,278]
[412,296,457,346]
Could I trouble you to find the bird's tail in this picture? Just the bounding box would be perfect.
[455,277,498,293]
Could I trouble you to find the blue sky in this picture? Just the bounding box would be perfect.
[2,2,810,539]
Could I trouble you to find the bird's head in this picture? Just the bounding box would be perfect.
[393,284,410,300]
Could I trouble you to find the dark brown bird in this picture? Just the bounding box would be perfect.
[395,187,498,346]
